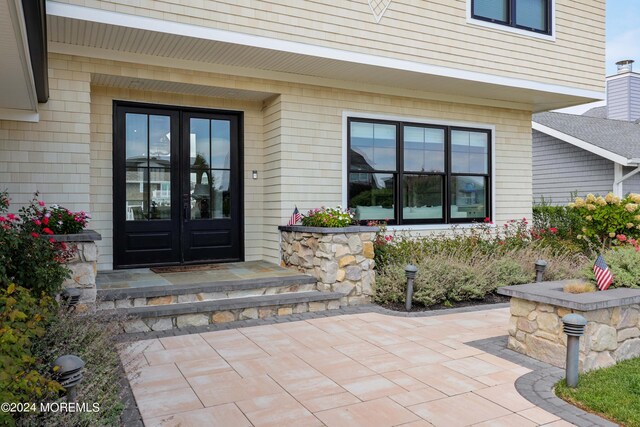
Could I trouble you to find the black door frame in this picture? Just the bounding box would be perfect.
[112,100,244,269]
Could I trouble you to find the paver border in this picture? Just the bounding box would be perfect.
[116,302,616,427]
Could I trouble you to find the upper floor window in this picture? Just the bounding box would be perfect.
[472,0,551,35]
[347,118,491,226]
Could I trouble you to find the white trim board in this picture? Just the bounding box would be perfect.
[46,1,602,101]
[532,121,637,167]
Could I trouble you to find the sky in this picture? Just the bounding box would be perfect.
[556,1,640,113]
[605,0,640,75]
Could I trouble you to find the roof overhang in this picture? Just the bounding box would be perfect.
[0,0,42,122]
[47,1,603,113]
[532,121,640,166]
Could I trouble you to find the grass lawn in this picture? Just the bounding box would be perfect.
[555,357,640,427]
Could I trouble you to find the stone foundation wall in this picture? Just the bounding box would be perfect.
[279,226,378,305]
[508,297,640,372]
[54,230,101,308]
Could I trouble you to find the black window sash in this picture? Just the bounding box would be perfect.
[471,0,551,35]
[347,118,492,225]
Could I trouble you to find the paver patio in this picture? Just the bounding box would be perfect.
[121,307,577,427]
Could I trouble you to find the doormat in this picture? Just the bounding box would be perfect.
[150,264,225,274]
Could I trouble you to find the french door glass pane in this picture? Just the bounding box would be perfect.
[350,122,397,171]
[212,120,231,169]
[126,167,148,221]
[125,113,148,167]
[404,126,445,173]
[349,172,395,221]
[190,118,210,167]
[402,175,443,220]
[190,169,211,219]
[473,0,508,22]
[451,130,489,174]
[515,0,547,31]
[149,115,171,162]
[211,170,231,218]
[149,168,171,219]
[451,176,487,219]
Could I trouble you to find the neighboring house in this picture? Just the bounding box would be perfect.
[1,0,605,270]
[533,60,640,205]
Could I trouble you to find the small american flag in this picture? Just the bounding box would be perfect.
[593,254,613,291]
[288,206,301,226]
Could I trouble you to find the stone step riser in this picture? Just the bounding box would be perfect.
[123,299,341,333]
[98,283,317,310]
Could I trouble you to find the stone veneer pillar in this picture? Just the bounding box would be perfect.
[51,230,102,308]
[498,281,640,372]
[279,225,379,305]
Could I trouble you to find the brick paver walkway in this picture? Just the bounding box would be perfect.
[122,307,576,426]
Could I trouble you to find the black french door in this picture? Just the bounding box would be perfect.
[113,102,243,268]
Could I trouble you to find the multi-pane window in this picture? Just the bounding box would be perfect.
[348,118,491,225]
[472,0,551,35]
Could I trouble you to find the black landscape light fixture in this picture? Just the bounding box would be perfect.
[535,259,548,282]
[61,288,81,310]
[404,264,418,311]
[562,313,587,388]
[52,354,85,402]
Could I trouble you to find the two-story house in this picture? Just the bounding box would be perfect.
[1,0,605,270]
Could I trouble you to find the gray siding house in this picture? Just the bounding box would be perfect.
[533,60,640,205]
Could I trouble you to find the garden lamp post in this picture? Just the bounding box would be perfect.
[562,313,587,388]
[52,354,85,402]
[535,259,548,282]
[405,264,418,311]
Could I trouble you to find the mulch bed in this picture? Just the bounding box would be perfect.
[379,292,510,312]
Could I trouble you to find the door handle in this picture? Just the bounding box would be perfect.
[183,197,190,221]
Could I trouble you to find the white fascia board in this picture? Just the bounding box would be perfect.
[0,108,39,122]
[46,1,602,101]
[532,121,632,166]
[9,0,38,114]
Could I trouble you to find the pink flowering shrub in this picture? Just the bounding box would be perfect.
[0,191,71,296]
[301,206,355,228]
[19,194,90,235]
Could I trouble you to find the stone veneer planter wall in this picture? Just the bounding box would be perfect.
[498,281,640,372]
[279,226,379,305]
[52,230,101,307]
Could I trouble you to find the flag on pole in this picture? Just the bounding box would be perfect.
[288,206,301,226]
[593,254,613,291]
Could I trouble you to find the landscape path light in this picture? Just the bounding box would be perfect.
[52,354,85,402]
[562,313,587,388]
[535,259,548,282]
[404,264,418,311]
[61,288,81,310]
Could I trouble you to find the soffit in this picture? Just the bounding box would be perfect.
[91,74,276,102]
[47,12,601,112]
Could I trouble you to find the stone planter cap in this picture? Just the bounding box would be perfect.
[497,280,640,311]
[278,225,379,234]
[48,229,102,242]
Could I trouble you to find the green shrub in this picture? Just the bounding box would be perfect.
[0,284,62,427]
[22,308,128,426]
[581,246,640,289]
[301,206,355,228]
[0,190,70,296]
[533,201,584,240]
[373,225,589,307]
[569,192,640,247]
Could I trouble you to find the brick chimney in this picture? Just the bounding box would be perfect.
[606,59,640,121]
